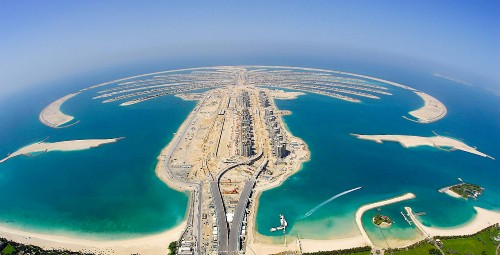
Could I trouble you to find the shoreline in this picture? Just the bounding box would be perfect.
[39,92,80,128]
[406,206,500,238]
[0,98,203,254]
[0,221,186,255]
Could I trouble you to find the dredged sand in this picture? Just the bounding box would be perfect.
[0,221,186,255]
[39,92,80,128]
[0,138,123,164]
[352,134,494,160]
[406,91,447,123]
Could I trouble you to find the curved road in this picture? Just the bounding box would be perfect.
[162,96,208,254]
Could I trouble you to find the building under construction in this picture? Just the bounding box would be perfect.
[262,94,287,159]
[238,91,254,157]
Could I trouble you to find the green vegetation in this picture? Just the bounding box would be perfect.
[1,244,16,255]
[0,238,92,255]
[168,241,177,255]
[387,225,499,255]
[449,183,484,199]
[436,225,499,255]
[303,246,371,255]
[373,214,392,226]
[387,240,438,255]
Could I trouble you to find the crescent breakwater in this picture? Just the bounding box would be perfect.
[39,92,80,128]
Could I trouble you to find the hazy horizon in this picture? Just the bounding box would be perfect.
[1,1,499,98]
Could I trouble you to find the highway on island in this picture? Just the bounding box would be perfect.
[210,152,264,254]
[228,159,268,254]
[161,96,208,255]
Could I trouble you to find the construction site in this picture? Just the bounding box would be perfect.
[157,68,309,255]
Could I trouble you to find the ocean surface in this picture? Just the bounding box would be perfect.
[0,64,498,245]
[255,67,500,243]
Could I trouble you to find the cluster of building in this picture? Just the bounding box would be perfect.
[237,91,255,157]
[261,93,287,159]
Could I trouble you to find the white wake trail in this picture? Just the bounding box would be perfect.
[303,186,362,218]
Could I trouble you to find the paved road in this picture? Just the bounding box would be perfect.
[228,160,268,254]
[162,96,208,254]
[210,180,229,254]
[210,154,264,254]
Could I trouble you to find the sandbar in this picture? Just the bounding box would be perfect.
[39,92,80,128]
[352,134,494,160]
[0,138,123,164]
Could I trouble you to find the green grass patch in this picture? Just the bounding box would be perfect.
[439,225,499,255]
[1,244,16,255]
[390,242,437,255]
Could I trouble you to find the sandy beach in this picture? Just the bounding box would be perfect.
[0,138,123,164]
[352,134,494,159]
[438,186,463,199]
[406,206,500,237]
[39,92,80,128]
[0,221,185,255]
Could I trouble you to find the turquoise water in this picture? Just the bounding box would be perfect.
[0,65,498,244]
[361,204,423,248]
[0,88,194,238]
[256,71,500,242]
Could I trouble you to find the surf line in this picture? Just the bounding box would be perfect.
[303,186,362,218]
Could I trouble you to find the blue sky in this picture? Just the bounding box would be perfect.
[1,1,499,97]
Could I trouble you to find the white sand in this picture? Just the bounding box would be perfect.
[444,189,463,198]
[300,235,368,253]
[352,134,494,160]
[355,193,416,247]
[406,206,500,237]
[0,138,123,164]
[407,91,447,123]
[39,92,80,128]
[0,221,185,255]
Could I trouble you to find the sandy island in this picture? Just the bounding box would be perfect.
[405,206,500,238]
[405,91,447,123]
[39,92,80,128]
[0,138,123,164]
[0,221,186,255]
[352,134,494,160]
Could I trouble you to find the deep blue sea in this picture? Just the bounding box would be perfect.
[0,63,498,244]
